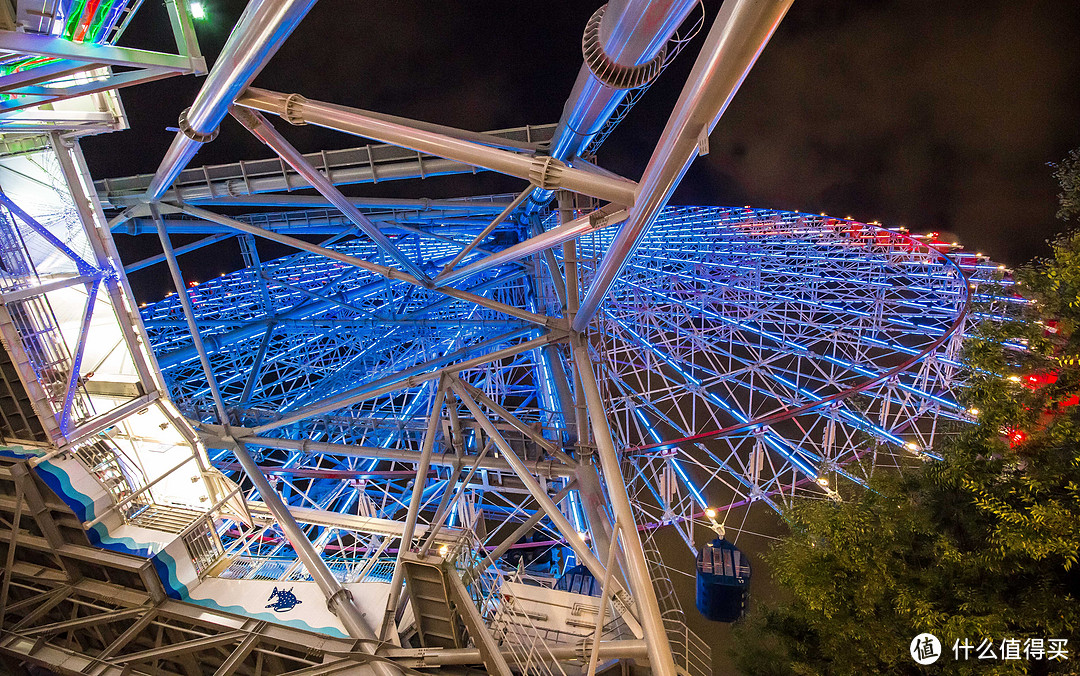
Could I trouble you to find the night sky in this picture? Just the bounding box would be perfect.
[83,0,1080,282]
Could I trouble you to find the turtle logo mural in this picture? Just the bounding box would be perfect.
[266,587,302,612]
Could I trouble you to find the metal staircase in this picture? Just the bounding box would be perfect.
[400,551,512,675]
[400,552,465,649]
[641,514,713,676]
[0,346,45,442]
[0,203,92,441]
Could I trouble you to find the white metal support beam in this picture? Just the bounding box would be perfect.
[0,272,105,304]
[51,135,168,415]
[470,480,577,576]
[236,87,639,207]
[437,185,535,278]
[151,204,230,424]
[571,338,678,676]
[449,378,609,586]
[245,330,558,437]
[0,30,205,71]
[0,67,177,116]
[378,380,445,640]
[574,0,795,329]
[173,204,554,329]
[145,0,319,200]
[230,106,432,282]
[58,280,98,433]
[435,203,628,288]
[228,440,400,676]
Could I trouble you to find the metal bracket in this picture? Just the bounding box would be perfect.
[582,4,668,90]
[178,107,219,143]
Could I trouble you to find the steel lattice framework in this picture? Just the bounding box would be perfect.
[141,203,987,539]
[0,0,1019,674]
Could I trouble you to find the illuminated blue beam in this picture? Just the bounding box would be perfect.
[607,375,782,513]
[602,314,820,479]
[615,276,964,412]
[622,260,960,338]
[609,311,903,450]
[632,406,708,508]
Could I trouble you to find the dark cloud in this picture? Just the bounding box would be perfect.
[680,0,1080,264]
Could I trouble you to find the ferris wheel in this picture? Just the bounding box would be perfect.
[0,0,1028,669]
[133,197,997,660]
[145,201,991,522]
[582,206,989,540]
[95,0,1014,667]
[0,0,1013,672]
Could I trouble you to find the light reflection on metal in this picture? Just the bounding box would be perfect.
[144,0,318,200]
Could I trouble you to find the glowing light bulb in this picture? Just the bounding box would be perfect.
[969,408,980,416]
[816,477,829,487]
[438,544,448,557]
[905,442,919,451]
[1007,375,1021,382]
[189,1,206,19]
[705,508,717,519]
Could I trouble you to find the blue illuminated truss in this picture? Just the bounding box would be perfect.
[0,3,1024,671]
[137,203,1002,559]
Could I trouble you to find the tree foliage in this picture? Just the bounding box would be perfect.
[730,154,1080,675]
[1052,148,1080,223]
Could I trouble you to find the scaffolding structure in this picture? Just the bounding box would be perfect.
[0,0,1012,674]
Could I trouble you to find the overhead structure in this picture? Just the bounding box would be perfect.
[0,1,1011,674]
[0,0,204,133]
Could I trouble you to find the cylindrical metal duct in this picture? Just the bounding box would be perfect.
[531,0,699,212]
[574,0,794,329]
[144,0,318,200]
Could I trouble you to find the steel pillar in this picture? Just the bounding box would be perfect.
[571,339,678,676]
[229,440,399,675]
[435,204,628,288]
[151,205,230,423]
[449,379,610,588]
[379,382,446,640]
[235,87,639,207]
[574,0,794,329]
[230,106,431,281]
[145,0,319,200]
